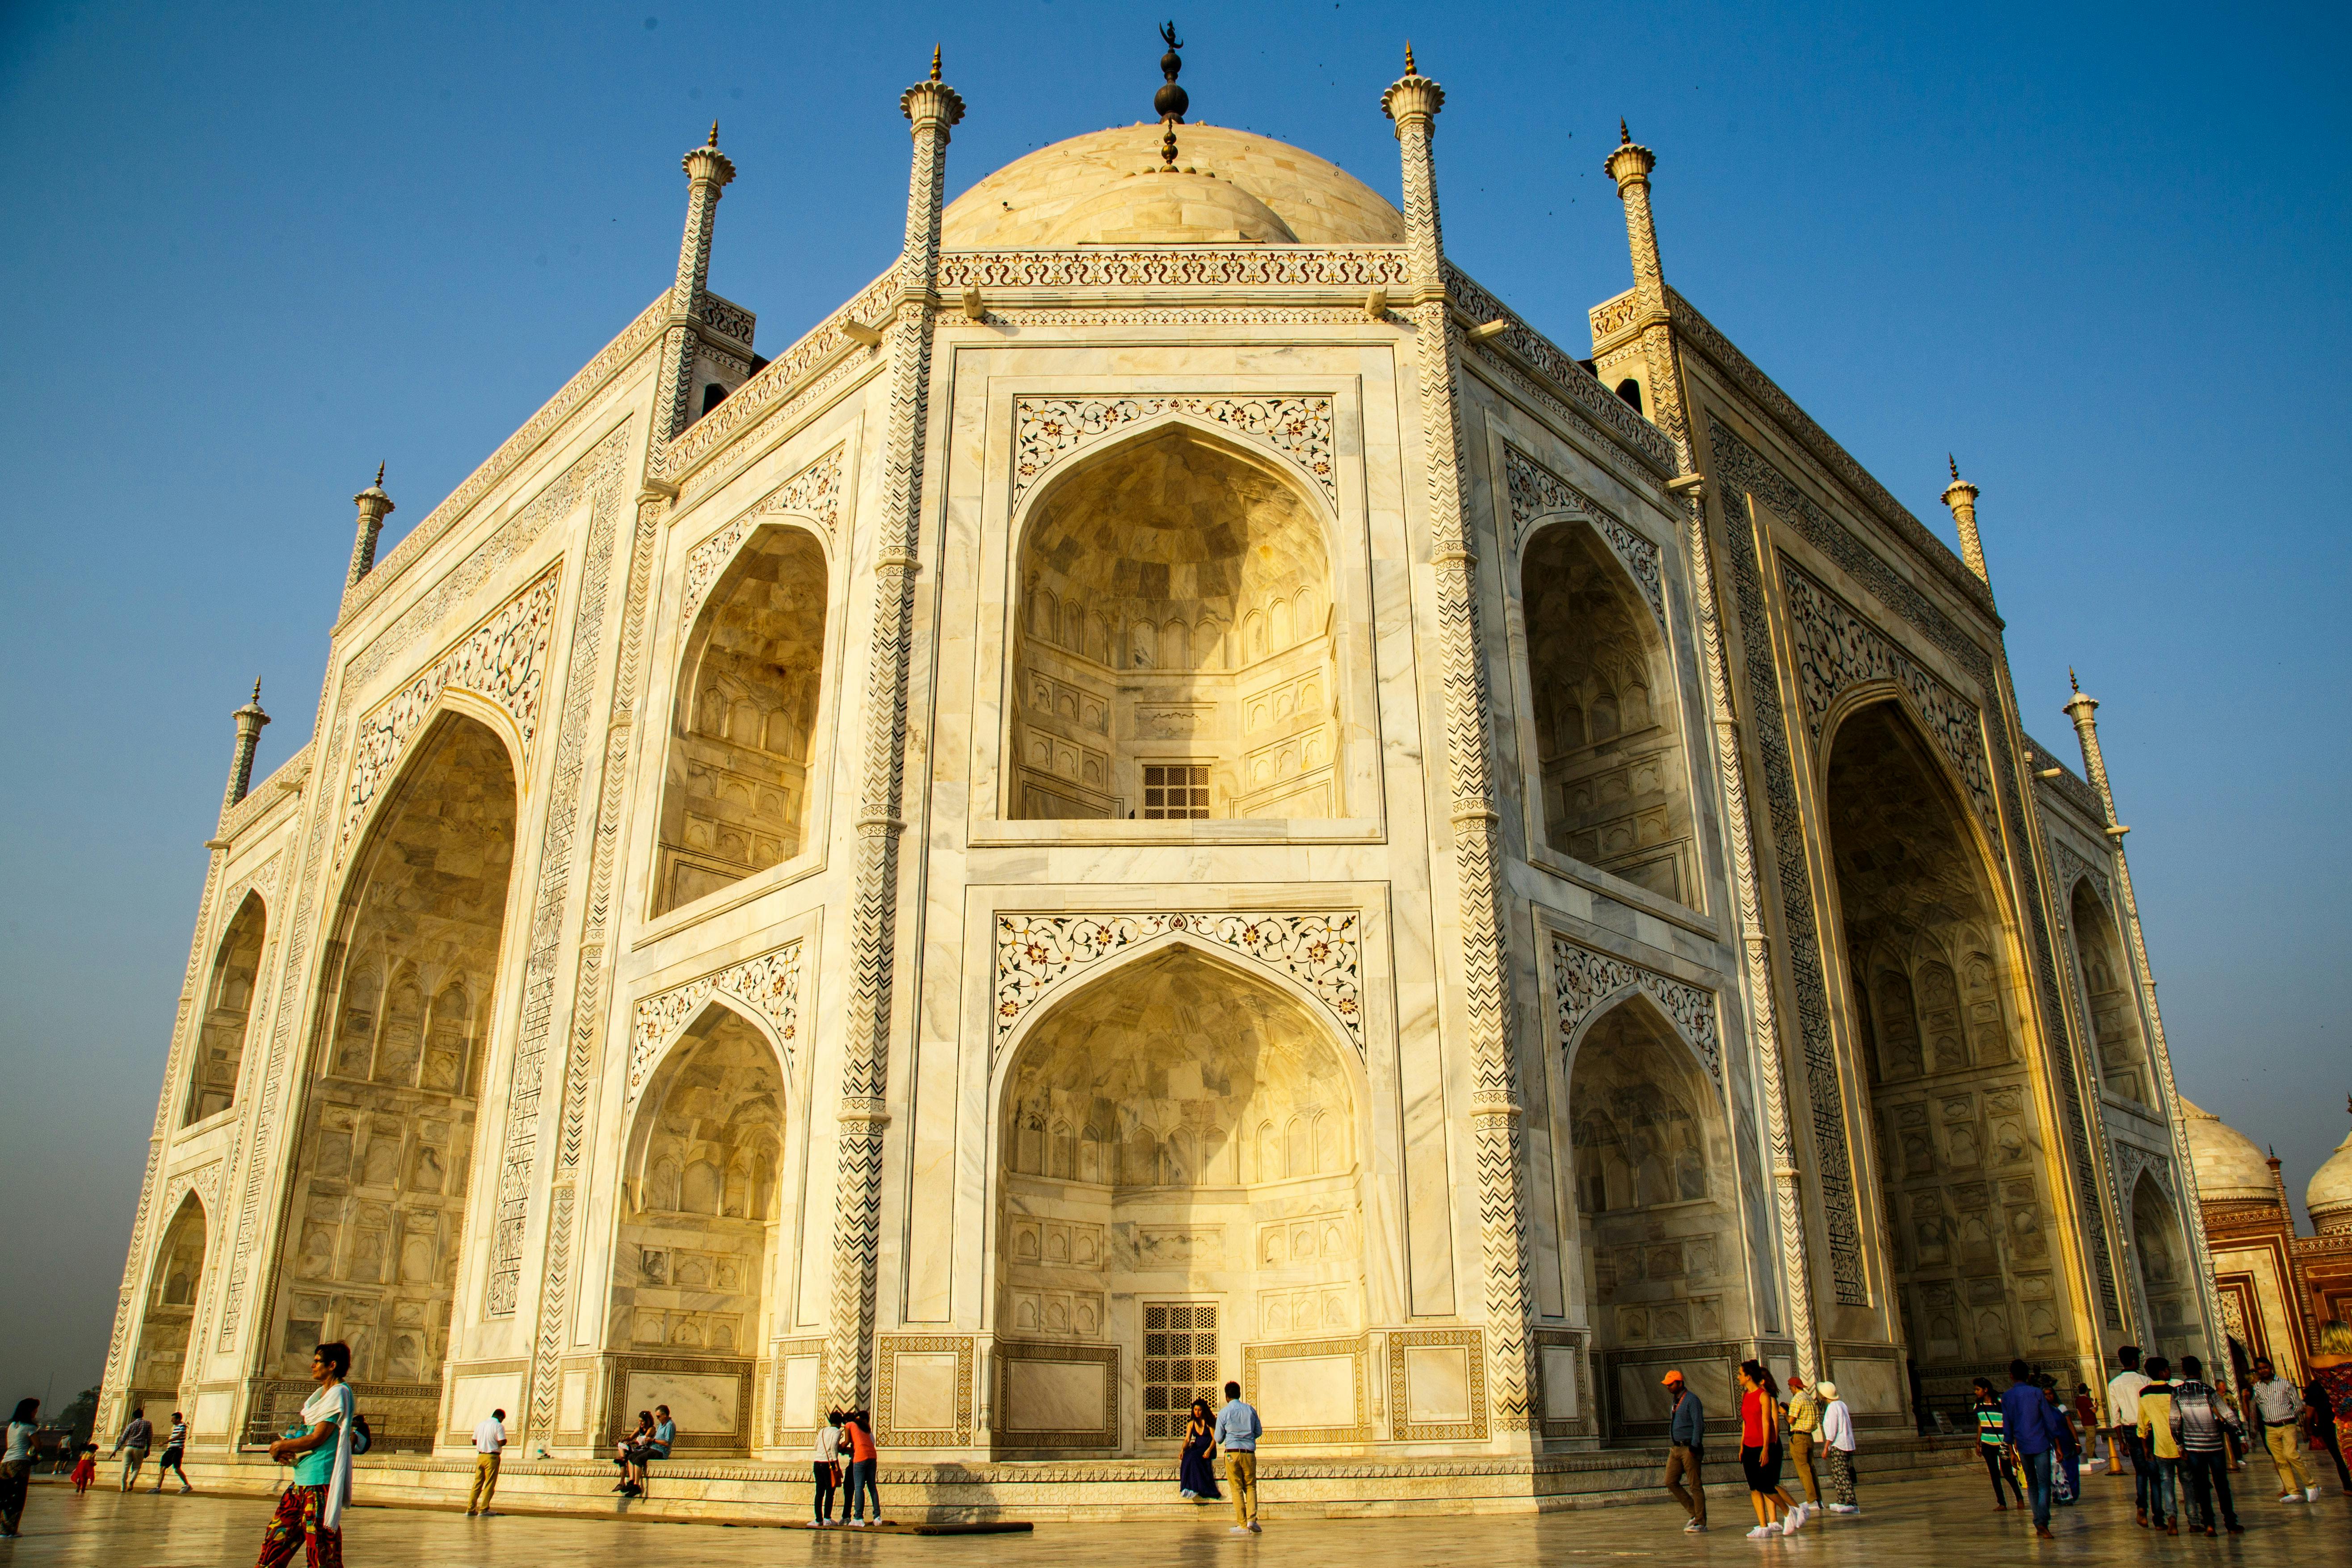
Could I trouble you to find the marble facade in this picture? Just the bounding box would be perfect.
[101,40,2221,1514]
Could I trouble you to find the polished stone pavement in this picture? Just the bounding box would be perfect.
[5,1461,2344,1564]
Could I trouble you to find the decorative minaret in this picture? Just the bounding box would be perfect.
[1942,455,1989,585]
[1604,122,1693,464]
[346,464,394,589]
[1379,45,1541,1438]
[1605,118,1821,1380]
[651,123,736,454]
[223,679,269,813]
[826,45,961,1412]
[2062,671,2228,1351]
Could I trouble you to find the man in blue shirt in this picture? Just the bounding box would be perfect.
[2003,1360,2064,1535]
[1662,1370,1707,1532]
[1213,1381,1262,1533]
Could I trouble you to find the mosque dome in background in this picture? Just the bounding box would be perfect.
[940,123,1406,248]
[2306,1116,2352,1235]
[2178,1096,2277,1203]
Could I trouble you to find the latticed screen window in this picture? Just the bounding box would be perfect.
[1142,1301,1220,1439]
[1141,764,1210,820]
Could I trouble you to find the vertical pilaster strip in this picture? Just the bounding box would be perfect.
[825,55,961,1411]
[224,684,270,813]
[345,468,395,593]
[1608,126,1820,1379]
[1381,54,1535,1433]
[1940,461,1989,586]
[2066,679,2224,1348]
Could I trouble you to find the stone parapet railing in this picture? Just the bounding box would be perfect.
[935,246,1410,290]
[1444,262,1678,474]
[215,742,311,843]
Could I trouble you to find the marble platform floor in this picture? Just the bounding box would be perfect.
[6,1462,2345,1564]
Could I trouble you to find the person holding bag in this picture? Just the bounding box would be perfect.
[254,1342,356,1568]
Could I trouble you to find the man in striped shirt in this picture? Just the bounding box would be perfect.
[2168,1357,2243,1537]
[151,1414,189,1494]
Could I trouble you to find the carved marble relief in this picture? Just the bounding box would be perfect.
[627,940,804,1106]
[992,912,1363,1064]
[678,444,844,631]
[1549,933,1721,1082]
[1011,396,1336,510]
[1500,443,1665,626]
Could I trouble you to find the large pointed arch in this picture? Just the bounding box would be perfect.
[989,942,1367,1453]
[262,708,520,1450]
[1821,695,2075,1412]
[1006,416,1345,823]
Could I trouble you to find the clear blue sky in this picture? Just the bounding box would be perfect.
[2,0,2344,1405]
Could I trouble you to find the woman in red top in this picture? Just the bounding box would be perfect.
[1739,1362,1797,1538]
[842,1410,881,1526]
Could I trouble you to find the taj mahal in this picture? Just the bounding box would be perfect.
[99,34,2230,1517]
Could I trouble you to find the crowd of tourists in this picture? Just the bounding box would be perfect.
[1655,1320,2352,1543]
[7,1320,2346,1551]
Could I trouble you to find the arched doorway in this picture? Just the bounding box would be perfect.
[130,1194,206,1417]
[1009,425,1341,821]
[1520,522,1695,906]
[993,946,1361,1452]
[1822,700,2072,1414]
[2131,1173,2200,1355]
[185,891,266,1125]
[2068,882,2152,1107]
[265,711,517,1449]
[606,1004,786,1454]
[654,525,828,914]
[1569,996,1747,1440]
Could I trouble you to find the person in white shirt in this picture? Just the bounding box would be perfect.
[1817,1382,1859,1513]
[467,1408,507,1516]
[2106,1345,2154,1522]
[812,1412,844,1527]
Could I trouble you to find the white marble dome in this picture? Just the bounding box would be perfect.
[2179,1096,2276,1202]
[940,122,1405,247]
[2306,1121,2352,1234]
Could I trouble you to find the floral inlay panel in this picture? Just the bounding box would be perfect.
[627,940,804,1106]
[1011,396,1336,510]
[1549,933,1721,1082]
[678,444,845,630]
[993,911,1363,1063]
[338,564,562,867]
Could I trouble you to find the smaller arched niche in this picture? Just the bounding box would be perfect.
[2131,1174,2197,1349]
[2070,881,2151,1106]
[1521,524,1694,906]
[611,1006,784,1381]
[132,1195,206,1409]
[654,526,828,915]
[1570,999,1743,1438]
[1010,425,1340,823]
[185,892,266,1125]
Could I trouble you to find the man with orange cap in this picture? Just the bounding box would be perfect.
[1662,1369,1707,1531]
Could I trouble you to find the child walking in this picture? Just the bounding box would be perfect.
[70,1445,97,1494]
[1974,1379,2025,1508]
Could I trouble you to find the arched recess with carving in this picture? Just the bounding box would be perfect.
[185,891,267,1126]
[1566,992,1747,1440]
[1821,696,2077,1410]
[2067,879,2151,1107]
[129,1192,207,1414]
[2129,1170,2200,1355]
[1519,517,1695,906]
[265,710,519,1444]
[606,999,788,1448]
[653,519,830,914]
[1006,418,1344,822]
[992,943,1363,1452]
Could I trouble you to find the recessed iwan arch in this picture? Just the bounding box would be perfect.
[1006,416,1345,824]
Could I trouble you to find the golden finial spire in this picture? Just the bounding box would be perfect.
[374,460,385,486]
[707,121,719,147]
[1620,118,1632,146]
[252,677,263,703]
[1404,42,1417,75]
[930,43,941,82]
[2069,667,2080,693]
[1948,453,1959,482]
